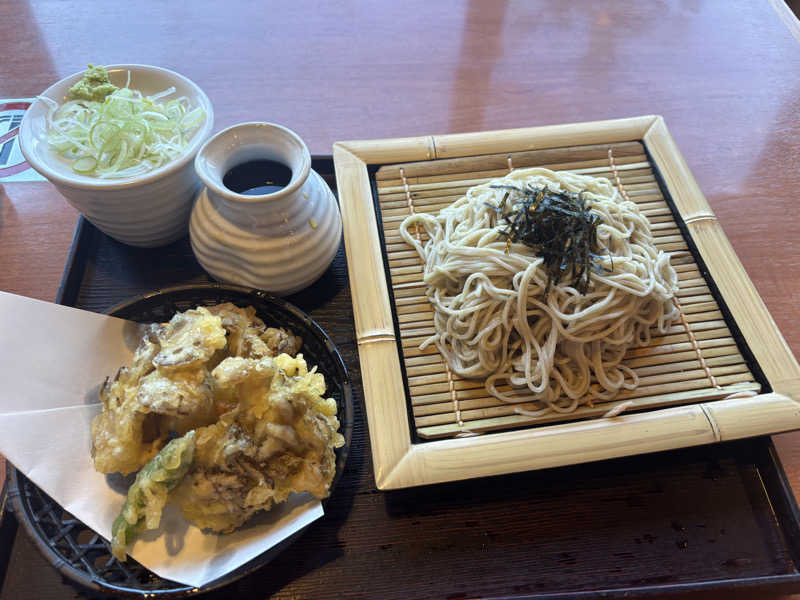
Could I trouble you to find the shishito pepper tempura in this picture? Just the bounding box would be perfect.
[90,303,344,560]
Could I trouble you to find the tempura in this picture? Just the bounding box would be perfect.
[90,303,343,559]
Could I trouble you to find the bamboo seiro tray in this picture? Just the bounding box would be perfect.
[333,116,800,490]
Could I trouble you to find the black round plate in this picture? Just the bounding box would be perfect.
[7,283,353,597]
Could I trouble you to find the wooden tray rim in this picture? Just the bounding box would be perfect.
[333,115,800,490]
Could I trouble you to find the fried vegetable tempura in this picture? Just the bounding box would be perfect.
[172,353,344,532]
[92,303,343,559]
[152,308,227,371]
[207,303,302,359]
[91,308,225,475]
[111,431,196,560]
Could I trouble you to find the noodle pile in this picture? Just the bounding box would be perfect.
[399,167,679,416]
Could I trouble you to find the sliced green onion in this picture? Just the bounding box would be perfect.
[72,156,97,173]
[44,78,205,178]
[148,86,176,102]
[60,146,83,160]
[89,121,120,150]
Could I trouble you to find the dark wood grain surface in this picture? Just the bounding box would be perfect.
[1,1,800,598]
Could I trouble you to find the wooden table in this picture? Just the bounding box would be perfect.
[1,1,799,598]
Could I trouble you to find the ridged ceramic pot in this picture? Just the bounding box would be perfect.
[190,123,342,295]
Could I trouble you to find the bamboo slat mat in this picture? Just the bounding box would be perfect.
[373,141,761,439]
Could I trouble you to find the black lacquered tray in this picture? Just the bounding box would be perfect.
[2,158,800,600]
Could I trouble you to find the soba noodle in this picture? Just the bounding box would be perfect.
[399,167,679,417]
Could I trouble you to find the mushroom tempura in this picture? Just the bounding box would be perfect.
[90,303,343,559]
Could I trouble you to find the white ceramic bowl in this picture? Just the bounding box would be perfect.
[20,64,214,247]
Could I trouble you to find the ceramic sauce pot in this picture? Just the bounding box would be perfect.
[190,122,342,295]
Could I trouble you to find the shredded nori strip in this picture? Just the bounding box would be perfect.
[487,183,611,297]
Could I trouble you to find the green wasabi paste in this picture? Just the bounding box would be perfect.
[68,64,118,102]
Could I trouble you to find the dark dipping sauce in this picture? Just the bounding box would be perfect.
[223,159,293,195]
